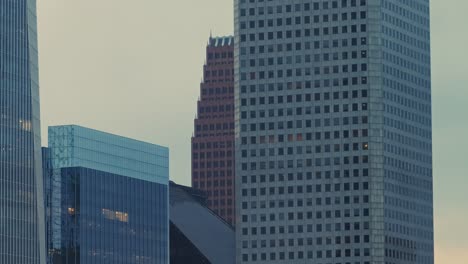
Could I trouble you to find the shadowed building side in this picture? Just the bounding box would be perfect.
[170,181,235,264]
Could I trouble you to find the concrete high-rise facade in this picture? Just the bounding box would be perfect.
[192,36,236,226]
[235,1,433,264]
[0,1,46,263]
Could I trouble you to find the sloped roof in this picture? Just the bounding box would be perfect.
[169,182,235,264]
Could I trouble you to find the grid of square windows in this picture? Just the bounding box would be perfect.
[235,0,433,263]
[192,38,236,225]
[236,0,373,263]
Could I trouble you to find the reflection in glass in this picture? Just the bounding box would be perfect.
[0,1,46,263]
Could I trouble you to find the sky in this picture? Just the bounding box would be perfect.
[36,0,467,263]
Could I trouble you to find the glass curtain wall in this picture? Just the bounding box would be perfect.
[0,0,46,263]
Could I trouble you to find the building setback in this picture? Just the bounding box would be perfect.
[192,36,236,226]
[44,125,169,264]
[235,0,433,264]
[0,0,46,263]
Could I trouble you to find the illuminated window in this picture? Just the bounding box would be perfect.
[68,208,75,215]
[296,133,303,141]
[19,119,32,131]
[102,208,129,223]
[116,211,129,223]
[102,209,115,220]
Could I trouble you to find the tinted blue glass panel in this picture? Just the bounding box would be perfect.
[0,0,46,263]
[44,126,170,263]
[49,167,169,264]
[48,125,169,185]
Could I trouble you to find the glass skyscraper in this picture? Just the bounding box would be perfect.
[0,0,46,263]
[44,125,170,264]
[235,0,433,264]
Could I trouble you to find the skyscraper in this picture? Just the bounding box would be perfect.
[44,125,170,264]
[235,1,433,264]
[0,1,46,263]
[192,36,236,225]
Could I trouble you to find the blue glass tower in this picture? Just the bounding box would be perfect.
[0,0,46,263]
[44,125,170,264]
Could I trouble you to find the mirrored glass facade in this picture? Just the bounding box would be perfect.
[48,125,168,185]
[45,125,169,264]
[47,167,168,264]
[0,0,46,263]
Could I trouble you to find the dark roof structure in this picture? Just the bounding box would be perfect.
[169,182,235,264]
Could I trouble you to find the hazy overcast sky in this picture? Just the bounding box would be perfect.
[37,0,467,263]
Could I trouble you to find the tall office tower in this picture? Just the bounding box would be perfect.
[44,125,170,264]
[192,36,236,225]
[0,1,46,263]
[235,1,433,264]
